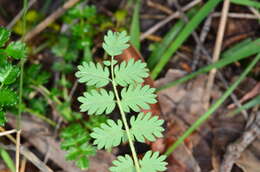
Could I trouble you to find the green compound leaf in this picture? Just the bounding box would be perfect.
[5,41,27,59]
[140,151,168,172]
[130,112,164,142]
[60,123,96,170]
[114,59,149,86]
[0,63,20,85]
[102,30,130,56]
[0,88,18,107]
[65,143,96,170]
[91,119,124,149]
[75,61,110,88]
[109,155,135,172]
[0,111,7,126]
[121,85,157,112]
[78,89,116,115]
[0,27,10,47]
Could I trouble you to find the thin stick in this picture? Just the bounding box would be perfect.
[0,143,54,172]
[249,7,260,20]
[20,157,27,172]
[24,0,80,42]
[212,12,259,19]
[204,0,230,109]
[220,113,260,172]
[16,130,21,172]
[140,0,201,40]
[7,0,37,29]
[0,129,17,137]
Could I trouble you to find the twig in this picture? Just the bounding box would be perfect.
[20,157,27,172]
[147,0,173,14]
[24,0,80,42]
[220,113,260,172]
[204,0,230,109]
[0,143,54,172]
[16,130,21,172]
[7,0,37,29]
[249,7,260,20]
[0,129,17,137]
[192,14,213,70]
[212,12,260,19]
[140,0,201,40]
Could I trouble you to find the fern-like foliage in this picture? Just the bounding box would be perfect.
[76,30,167,171]
[75,61,110,87]
[102,30,130,56]
[114,59,149,86]
[140,151,167,172]
[130,113,164,142]
[121,85,157,112]
[78,89,115,115]
[60,123,96,169]
[109,155,135,172]
[91,119,125,149]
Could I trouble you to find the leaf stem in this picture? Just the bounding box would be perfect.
[110,56,141,172]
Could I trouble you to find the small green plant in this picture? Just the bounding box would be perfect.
[75,30,167,171]
[0,27,27,126]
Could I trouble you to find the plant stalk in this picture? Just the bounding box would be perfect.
[110,56,141,172]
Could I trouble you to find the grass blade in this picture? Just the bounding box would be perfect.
[165,53,260,156]
[157,38,260,91]
[0,148,16,172]
[151,0,223,79]
[228,95,260,116]
[231,0,260,8]
[130,0,141,50]
[147,8,198,70]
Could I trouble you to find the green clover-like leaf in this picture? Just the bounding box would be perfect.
[75,61,110,88]
[91,119,125,149]
[102,30,130,56]
[114,59,149,86]
[5,41,27,59]
[130,112,164,142]
[121,85,157,112]
[109,155,135,172]
[140,151,167,172]
[78,89,115,115]
[0,27,10,47]
[0,88,18,107]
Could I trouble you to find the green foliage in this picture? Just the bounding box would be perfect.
[60,123,96,170]
[91,119,125,149]
[76,61,110,87]
[102,30,130,56]
[0,28,10,47]
[0,64,20,85]
[5,41,27,59]
[78,89,116,115]
[114,58,149,86]
[0,88,18,107]
[0,27,27,125]
[0,111,6,126]
[76,30,167,171]
[110,151,167,172]
[140,151,167,172]
[121,85,157,112]
[109,155,135,172]
[130,113,164,142]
